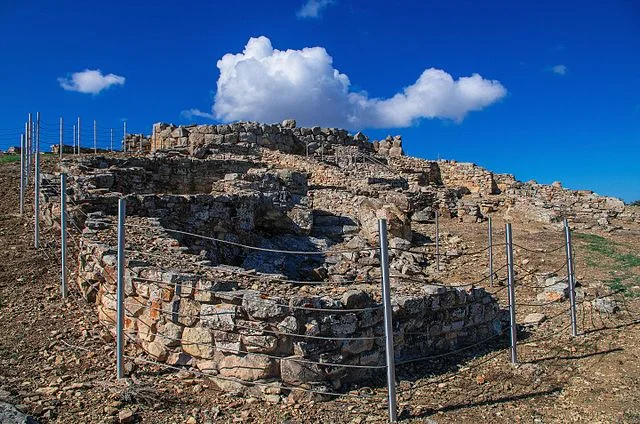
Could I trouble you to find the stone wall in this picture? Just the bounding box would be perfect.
[124,134,151,152]
[151,120,377,158]
[79,236,503,398]
[436,160,498,195]
[505,181,627,226]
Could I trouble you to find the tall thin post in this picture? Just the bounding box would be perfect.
[19,134,25,215]
[435,210,440,271]
[34,113,40,249]
[72,124,77,155]
[26,116,31,181]
[93,119,97,153]
[564,218,578,337]
[77,117,81,153]
[123,121,127,152]
[505,223,517,364]
[116,197,126,379]
[488,216,494,287]
[59,117,64,160]
[378,218,398,423]
[61,174,68,298]
[110,128,113,152]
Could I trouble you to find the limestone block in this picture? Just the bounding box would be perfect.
[182,326,215,359]
[218,354,278,381]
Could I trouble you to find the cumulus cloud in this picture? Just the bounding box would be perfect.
[551,64,568,75]
[210,36,507,128]
[296,0,335,18]
[58,69,125,94]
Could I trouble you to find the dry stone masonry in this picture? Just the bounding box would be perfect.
[40,118,637,400]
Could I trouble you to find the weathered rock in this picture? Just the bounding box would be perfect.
[280,356,325,384]
[592,297,619,314]
[182,327,215,359]
[0,402,37,424]
[358,198,412,243]
[218,354,278,381]
[242,293,288,320]
[522,313,546,326]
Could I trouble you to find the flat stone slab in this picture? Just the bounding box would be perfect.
[522,313,546,326]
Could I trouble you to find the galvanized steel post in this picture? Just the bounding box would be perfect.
[93,119,97,153]
[116,197,126,379]
[564,218,578,337]
[19,134,25,215]
[34,113,40,249]
[378,218,398,423]
[59,117,63,160]
[505,223,517,364]
[61,174,67,298]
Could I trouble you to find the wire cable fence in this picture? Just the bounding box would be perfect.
[20,166,639,422]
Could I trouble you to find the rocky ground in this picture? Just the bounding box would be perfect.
[1,157,640,423]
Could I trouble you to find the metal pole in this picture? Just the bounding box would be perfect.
[505,223,517,364]
[77,117,81,154]
[564,218,578,337]
[488,216,494,287]
[435,210,440,271]
[123,120,127,152]
[378,218,398,423]
[19,134,25,215]
[110,128,113,152]
[34,113,40,249]
[93,119,97,153]
[116,197,126,379]
[27,115,31,181]
[59,117,63,160]
[61,173,68,298]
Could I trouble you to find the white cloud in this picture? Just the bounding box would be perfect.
[296,0,335,18]
[181,109,216,120]
[58,69,125,94]
[210,36,507,129]
[551,64,568,75]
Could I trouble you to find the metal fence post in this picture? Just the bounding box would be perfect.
[20,134,25,216]
[378,218,398,423]
[116,197,126,379]
[435,210,440,271]
[488,216,494,287]
[59,117,63,160]
[505,223,517,364]
[564,218,578,337]
[61,174,67,298]
[34,125,40,249]
[93,119,97,154]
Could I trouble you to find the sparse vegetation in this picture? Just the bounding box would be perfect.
[575,232,640,296]
[0,154,20,164]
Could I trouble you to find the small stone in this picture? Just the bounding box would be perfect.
[522,313,546,326]
[118,408,135,423]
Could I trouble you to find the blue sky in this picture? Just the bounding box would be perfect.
[1,0,638,201]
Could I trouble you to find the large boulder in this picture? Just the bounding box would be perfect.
[358,198,412,244]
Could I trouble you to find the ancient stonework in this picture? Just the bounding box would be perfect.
[39,119,637,400]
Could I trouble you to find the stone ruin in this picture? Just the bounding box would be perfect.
[40,119,637,400]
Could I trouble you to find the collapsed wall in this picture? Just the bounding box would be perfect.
[42,151,505,399]
[78,228,502,398]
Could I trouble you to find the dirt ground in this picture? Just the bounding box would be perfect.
[1,156,639,423]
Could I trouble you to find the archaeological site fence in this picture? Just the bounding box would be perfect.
[10,113,640,423]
